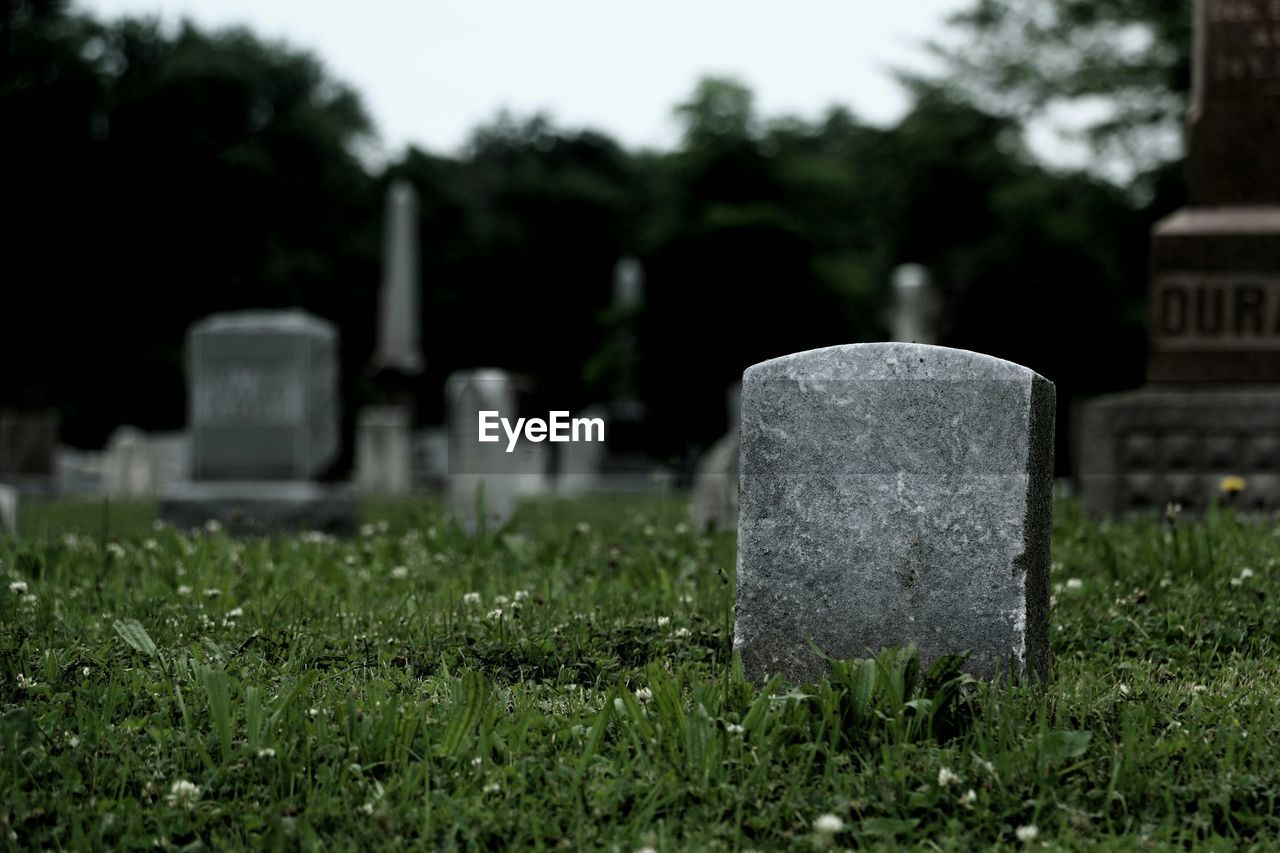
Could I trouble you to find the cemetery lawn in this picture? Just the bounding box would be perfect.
[4,497,1280,849]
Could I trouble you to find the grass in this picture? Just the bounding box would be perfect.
[3,494,1280,849]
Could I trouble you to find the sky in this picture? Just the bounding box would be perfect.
[76,0,978,162]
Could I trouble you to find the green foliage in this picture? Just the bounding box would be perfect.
[3,495,1280,846]
[933,0,1193,172]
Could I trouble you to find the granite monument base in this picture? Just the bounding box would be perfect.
[1079,387,1280,516]
[160,481,358,536]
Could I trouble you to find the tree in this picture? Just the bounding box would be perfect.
[931,0,1193,182]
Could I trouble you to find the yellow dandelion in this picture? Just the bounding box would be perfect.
[1219,476,1246,495]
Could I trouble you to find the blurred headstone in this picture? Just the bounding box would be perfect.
[690,383,741,531]
[372,179,424,375]
[734,343,1054,683]
[0,410,59,491]
[446,369,547,531]
[103,427,190,497]
[1081,3,1280,514]
[160,310,356,534]
[887,264,940,345]
[355,406,413,494]
[0,484,16,534]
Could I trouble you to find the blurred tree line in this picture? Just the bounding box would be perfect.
[1,0,1192,472]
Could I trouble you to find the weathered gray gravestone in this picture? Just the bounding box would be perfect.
[690,383,742,531]
[0,484,16,535]
[1081,0,1280,514]
[160,310,356,534]
[735,343,1054,683]
[888,264,941,345]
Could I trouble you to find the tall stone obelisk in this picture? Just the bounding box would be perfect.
[356,179,423,494]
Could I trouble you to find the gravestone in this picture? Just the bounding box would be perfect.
[160,310,356,534]
[0,409,59,491]
[0,484,16,535]
[690,384,741,531]
[1081,0,1280,513]
[735,343,1054,683]
[888,264,941,345]
[103,427,190,497]
[355,406,413,494]
[446,369,547,530]
[356,180,423,493]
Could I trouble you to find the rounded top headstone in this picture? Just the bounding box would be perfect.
[744,343,1044,384]
[191,310,336,339]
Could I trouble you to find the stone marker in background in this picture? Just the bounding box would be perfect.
[446,369,547,531]
[0,484,16,535]
[888,264,940,345]
[735,343,1054,683]
[0,409,59,493]
[356,179,423,494]
[1081,1,1280,514]
[356,406,413,494]
[690,383,741,531]
[160,310,356,534]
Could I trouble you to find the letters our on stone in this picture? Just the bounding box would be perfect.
[734,343,1054,683]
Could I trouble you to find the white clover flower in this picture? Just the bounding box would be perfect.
[177,585,192,596]
[635,687,653,703]
[226,607,243,619]
[486,609,504,621]
[514,590,530,601]
[256,747,276,758]
[1192,684,1209,694]
[1015,824,1038,842]
[471,757,483,767]
[1240,568,1255,579]
[144,538,159,551]
[938,766,960,787]
[20,594,35,606]
[389,565,409,579]
[1065,578,1083,590]
[360,523,376,537]
[165,780,201,809]
[483,782,500,794]
[81,666,90,677]
[67,732,81,748]
[813,813,845,834]
[204,520,222,533]
[725,723,744,734]
[656,616,670,628]
[463,592,481,606]
[674,522,689,535]
[960,788,977,806]
[1118,683,1131,697]
[357,802,374,816]
[674,627,691,639]
[493,595,510,606]
[9,580,28,595]
[16,673,37,690]
[203,588,221,599]
[106,543,126,559]
[308,707,319,718]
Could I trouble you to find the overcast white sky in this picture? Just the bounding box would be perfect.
[76,0,979,161]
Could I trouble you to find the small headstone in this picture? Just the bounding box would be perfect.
[0,409,59,487]
[446,369,547,530]
[161,310,355,534]
[188,311,340,480]
[888,264,940,345]
[1081,1,1280,514]
[355,406,413,494]
[735,343,1054,683]
[0,484,16,535]
[690,383,741,531]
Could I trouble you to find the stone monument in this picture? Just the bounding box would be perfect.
[734,343,1054,683]
[446,369,547,531]
[1081,0,1280,514]
[0,409,59,492]
[0,484,16,535]
[887,264,941,345]
[356,179,423,494]
[690,383,741,531]
[160,310,356,534]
